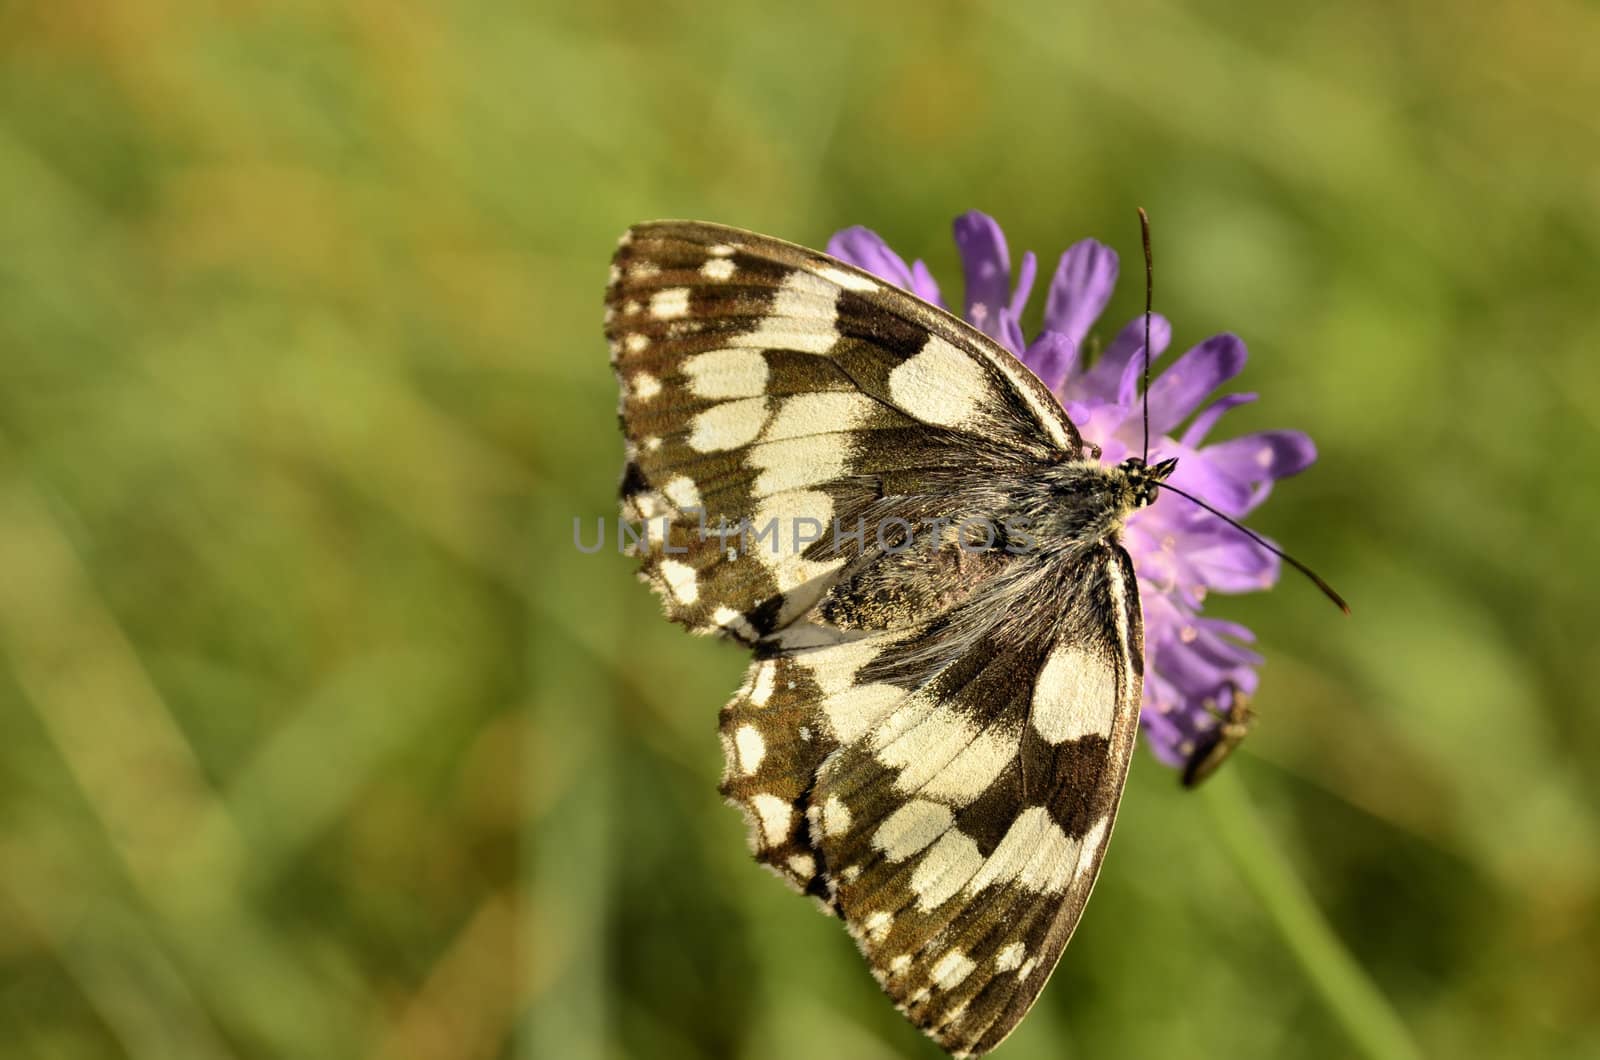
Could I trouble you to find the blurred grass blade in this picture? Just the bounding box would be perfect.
[1203,771,1421,1060]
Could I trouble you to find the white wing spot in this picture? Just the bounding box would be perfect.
[683,348,769,399]
[938,1002,969,1032]
[762,391,877,442]
[623,332,650,354]
[734,269,838,354]
[649,288,690,319]
[966,806,1083,895]
[1032,641,1117,742]
[872,799,953,861]
[909,829,984,910]
[630,261,660,280]
[708,243,736,257]
[821,794,852,837]
[657,559,699,605]
[880,708,1014,806]
[713,606,756,639]
[816,264,878,292]
[1074,816,1110,883]
[643,435,662,452]
[662,475,700,509]
[886,336,990,428]
[791,631,904,707]
[734,724,766,774]
[825,683,905,744]
[632,373,662,401]
[750,793,793,846]
[700,258,736,281]
[889,954,911,974]
[689,397,770,451]
[930,950,976,990]
[749,661,777,707]
[863,911,892,943]
[751,434,850,496]
[1106,558,1138,704]
[749,490,844,594]
[996,942,1025,973]
[787,853,815,878]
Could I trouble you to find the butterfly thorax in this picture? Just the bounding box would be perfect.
[1024,455,1176,556]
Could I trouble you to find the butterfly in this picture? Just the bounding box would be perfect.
[605,219,1244,1056]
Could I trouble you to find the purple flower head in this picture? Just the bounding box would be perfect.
[829,210,1316,771]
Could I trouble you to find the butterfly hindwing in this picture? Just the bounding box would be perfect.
[810,545,1143,1056]
[609,221,1143,1057]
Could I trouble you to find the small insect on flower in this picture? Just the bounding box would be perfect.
[1181,683,1257,788]
[606,213,1343,1057]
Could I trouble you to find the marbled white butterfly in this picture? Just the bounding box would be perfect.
[605,219,1339,1056]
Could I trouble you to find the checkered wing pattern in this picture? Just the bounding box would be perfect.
[607,221,1144,1056]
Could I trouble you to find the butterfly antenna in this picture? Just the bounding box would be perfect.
[1138,207,1154,464]
[1155,480,1350,614]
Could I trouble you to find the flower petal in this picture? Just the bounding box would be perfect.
[1116,343,1152,409]
[1195,616,1257,644]
[1076,313,1173,403]
[1139,711,1189,766]
[1043,239,1119,349]
[1166,447,1255,516]
[1155,632,1246,696]
[1146,334,1248,435]
[829,226,914,286]
[1181,620,1264,670]
[1202,430,1317,484]
[908,260,945,306]
[954,211,1014,341]
[997,308,1027,358]
[1180,393,1257,449]
[1011,251,1038,320]
[1021,331,1078,392]
[828,227,946,307]
[1183,529,1282,594]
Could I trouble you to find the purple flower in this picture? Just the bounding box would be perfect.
[828,211,1316,771]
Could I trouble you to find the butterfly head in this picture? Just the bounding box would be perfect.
[1117,456,1177,510]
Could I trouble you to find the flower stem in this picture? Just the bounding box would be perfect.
[1201,770,1421,1060]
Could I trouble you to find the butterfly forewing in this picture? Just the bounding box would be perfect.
[608,221,1142,1056]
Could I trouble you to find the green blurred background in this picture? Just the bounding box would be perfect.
[2,2,1598,1058]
